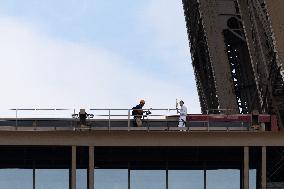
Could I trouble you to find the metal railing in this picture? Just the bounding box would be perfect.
[0,108,256,132]
[88,108,180,130]
[8,108,73,127]
[2,108,180,130]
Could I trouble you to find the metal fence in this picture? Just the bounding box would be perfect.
[0,108,255,132]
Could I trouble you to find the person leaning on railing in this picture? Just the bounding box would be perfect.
[177,100,187,128]
[132,99,145,127]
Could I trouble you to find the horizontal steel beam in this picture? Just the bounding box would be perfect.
[0,131,283,146]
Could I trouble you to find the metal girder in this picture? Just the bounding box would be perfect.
[237,0,284,128]
[182,0,283,128]
[182,0,260,114]
[182,0,220,113]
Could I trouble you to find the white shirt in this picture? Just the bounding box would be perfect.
[179,105,187,120]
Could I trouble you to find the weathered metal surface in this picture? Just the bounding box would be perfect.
[198,0,239,112]
[0,130,283,146]
[182,0,260,114]
[239,0,284,129]
[266,0,284,71]
[182,0,220,112]
[182,1,284,182]
[182,0,284,128]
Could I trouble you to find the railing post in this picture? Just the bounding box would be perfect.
[147,109,150,131]
[207,120,210,131]
[207,110,210,131]
[108,109,111,131]
[127,109,130,131]
[15,109,18,130]
[167,109,170,131]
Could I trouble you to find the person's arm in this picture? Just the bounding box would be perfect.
[176,108,180,114]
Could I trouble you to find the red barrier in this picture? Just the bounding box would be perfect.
[258,115,271,122]
[187,114,251,122]
[271,115,279,132]
[186,114,279,132]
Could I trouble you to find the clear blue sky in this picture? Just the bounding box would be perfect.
[0,0,201,118]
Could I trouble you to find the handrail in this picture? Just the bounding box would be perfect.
[10,108,70,110]
[90,108,179,111]
[2,108,270,132]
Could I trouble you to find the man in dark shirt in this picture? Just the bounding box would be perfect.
[132,99,145,127]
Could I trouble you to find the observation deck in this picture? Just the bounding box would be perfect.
[0,108,281,146]
[0,109,283,189]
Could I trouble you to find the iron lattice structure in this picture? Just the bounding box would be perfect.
[182,0,284,129]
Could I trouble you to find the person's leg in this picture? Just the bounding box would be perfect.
[178,118,184,127]
[183,121,187,131]
[133,119,137,127]
[136,117,143,127]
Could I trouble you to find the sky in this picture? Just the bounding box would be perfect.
[0,2,257,189]
[0,0,200,118]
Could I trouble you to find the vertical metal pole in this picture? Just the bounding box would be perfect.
[16,109,18,127]
[128,109,130,131]
[147,109,150,129]
[243,147,249,189]
[72,109,75,130]
[207,121,210,131]
[240,167,244,189]
[128,163,131,189]
[167,109,170,130]
[204,169,207,189]
[166,163,168,189]
[108,110,111,131]
[88,146,94,189]
[71,146,76,189]
[256,168,260,189]
[207,111,210,131]
[33,164,35,189]
[261,146,266,189]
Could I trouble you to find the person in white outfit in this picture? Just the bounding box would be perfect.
[178,100,187,127]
